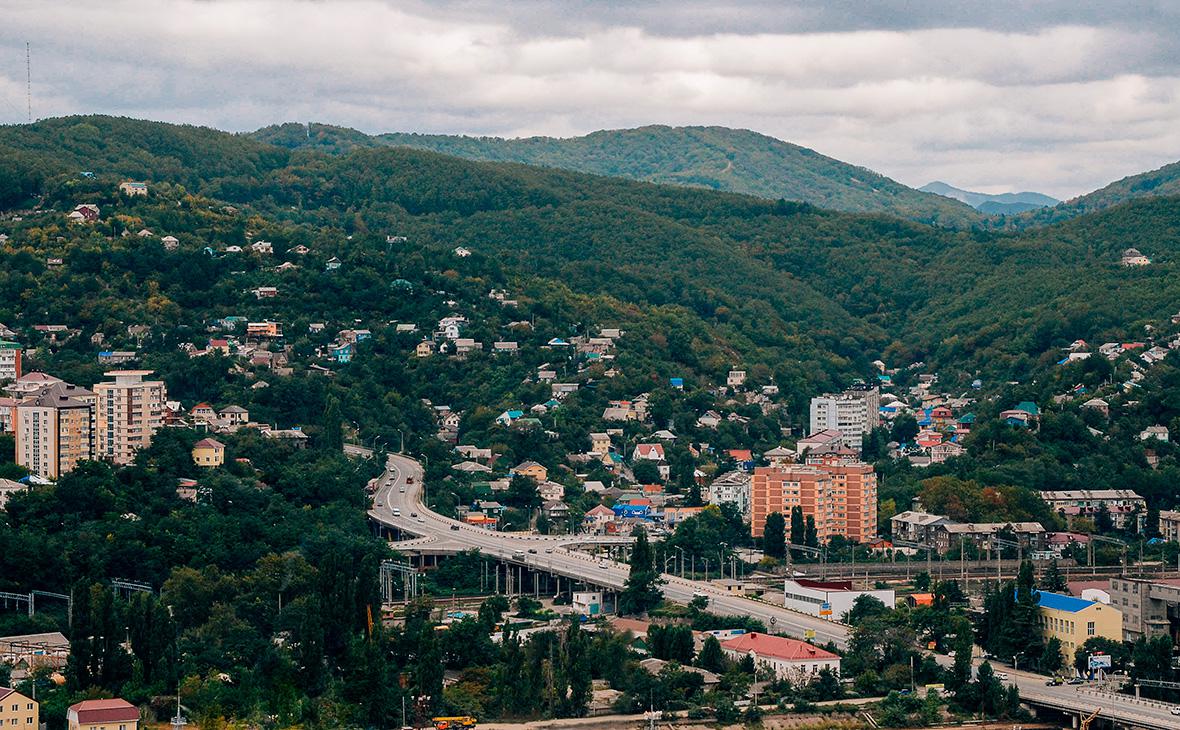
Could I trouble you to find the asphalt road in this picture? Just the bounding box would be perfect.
[369,454,1180,728]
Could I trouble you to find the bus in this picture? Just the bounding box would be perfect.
[432,717,477,729]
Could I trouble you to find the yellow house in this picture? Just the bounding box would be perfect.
[1035,590,1122,663]
[512,460,548,482]
[192,438,226,468]
[416,341,433,358]
[68,697,139,729]
[0,687,38,729]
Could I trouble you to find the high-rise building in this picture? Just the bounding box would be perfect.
[750,454,878,543]
[94,370,167,465]
[808,384,880,451]
[15,382,96,480]
[0,341,21,382]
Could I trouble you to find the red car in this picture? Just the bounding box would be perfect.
[405,477,414,484]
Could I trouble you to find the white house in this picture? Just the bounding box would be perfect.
[632,443,665,462]
[720,632,840,682]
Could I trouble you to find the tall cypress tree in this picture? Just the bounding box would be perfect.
[762,512,786,559]
[790,506,805,546]
[620,526,663,615]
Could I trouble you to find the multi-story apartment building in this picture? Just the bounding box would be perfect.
[1160,510,1180,543]
[0,687,38,728]
[808,384,880,451]
[750,455,878,543]
[15,382,96,480]
[94,370,167,466]
[1040,489,1147,531]
[1109,576,1180,643]
[707,470,752,517]
[0,341,21,382]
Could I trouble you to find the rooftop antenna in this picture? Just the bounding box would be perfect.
[26,42,32,123]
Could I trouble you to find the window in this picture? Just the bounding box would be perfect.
[1087,621,1095,636]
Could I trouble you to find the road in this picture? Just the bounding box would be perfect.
[370,454,1180,728]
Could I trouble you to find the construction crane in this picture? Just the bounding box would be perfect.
[1079,706,1101,730]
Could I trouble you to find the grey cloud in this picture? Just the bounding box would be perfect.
[1,0,1180,198]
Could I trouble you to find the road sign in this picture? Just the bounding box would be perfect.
[820,601,832,617]
[804,629,815,640]
[769,617,777,626]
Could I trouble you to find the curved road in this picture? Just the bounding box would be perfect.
[370,454,1180,728]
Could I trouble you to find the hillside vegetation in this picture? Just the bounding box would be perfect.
[252,122,982,227]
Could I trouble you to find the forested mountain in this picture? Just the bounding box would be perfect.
[919,181,1058,215]
[1010,158,1180,227]
[251,122,982,227]
[7,115,1180,389]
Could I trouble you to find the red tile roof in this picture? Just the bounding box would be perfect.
[720,632,838,662]
[69,698,139,723]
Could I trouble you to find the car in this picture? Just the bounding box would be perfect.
[1067,677,1085,685]
[450,524,460,531]
[410,512,418,518]
[417,517,425,524]
[1170,706,1180,716]
[545,548,554,553]
[995,672,1010,681]
[1045,677,1062,686]
[600,563,609,569]
[376,501,383,507]
[406,477,414,484]
[527,548,538,554]
[399,487,406,493]
[392,508,401,516]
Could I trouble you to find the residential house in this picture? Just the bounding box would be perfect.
[696,410,723,428]
[1159,510,1180,542]
[495,410,524,427]
[543,500,570,521]
[160,235,179,250]
[796,429,844,454]
[1140,425,1169,442]
[707,471,752,517]
[220,405,249,426]
[589,432,612,455]
[584,504,615,532]
[727,369,747,387]
[67,698,139,730]
[1081,397,1110,417]
[1122,247,1151,266]
[632,443,665,462]
[250,240,273,254]
[416,341,434,357]
[453,246,472,257]
[890,511,950,546]
[1041,489,1147,531]
[512,461,548,482]
[493,341,519,354]
[118,181,148,196]
[325,256,342,271]
[538,480,565,502]
[262,427,309,448]
[192,438,225,467]
[246,321,283,339]
[933,521,1045,554]
[69,204,100,223]
[719,633,840,682]
[252,286,278,299]
[764,446,795,466]
[290,244,311,255]
[0,687,37,728]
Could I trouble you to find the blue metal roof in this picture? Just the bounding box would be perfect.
[1033,590,1094,613]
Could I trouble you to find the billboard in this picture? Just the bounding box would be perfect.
[1088,654,1112,670]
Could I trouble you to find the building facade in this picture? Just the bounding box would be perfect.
[720,632,840,682]
[67,698,139,730]
[1160,510,1180,543]
[0,687,38,729]
[1109,577,1180,643]
[1034,590,1122,664]
[1040,490,1147,531]
[94,370,167,466]
[15,383,96,480]
[750,455,877,543]
[784,579,895,621]
[707,470,752,517]
[0,341,21,382]
[808,384,880,451]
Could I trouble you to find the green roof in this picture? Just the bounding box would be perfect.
[1014,401,1040,416]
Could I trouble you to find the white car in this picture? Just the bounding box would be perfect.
[1170,707,1180,717]
[996,672,1010,681]
[392,508,401,516]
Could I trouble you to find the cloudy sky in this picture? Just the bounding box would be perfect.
[3,1,1180,198]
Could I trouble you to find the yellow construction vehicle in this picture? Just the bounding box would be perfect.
[1079,707,1101,730]
[432,716,477,730]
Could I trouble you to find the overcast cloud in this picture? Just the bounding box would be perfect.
[3,1,1180,198]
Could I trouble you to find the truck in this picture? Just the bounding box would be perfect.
[432,717,476,729]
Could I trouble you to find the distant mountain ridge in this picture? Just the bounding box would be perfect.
[251,123,982,227]
[919,181,1058,215]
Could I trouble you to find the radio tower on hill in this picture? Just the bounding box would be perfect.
[26,42,32,123]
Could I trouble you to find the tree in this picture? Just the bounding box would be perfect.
[1042,559,1067,592]
[762,511,786,559]
[620,526,663,615]
[696,635,725,673]
[631,460,662,485]
[1095,502,1113,533]
[804,515,818,548]
[506,474,541,509]
[790,506,805,546]
[843,595,888,624]
[1039,637,1064,675]
[320,396,344,452]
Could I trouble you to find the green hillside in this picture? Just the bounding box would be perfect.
[1005,159,1180,228]
[7,115,1180,389]
[252,122,981,227]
